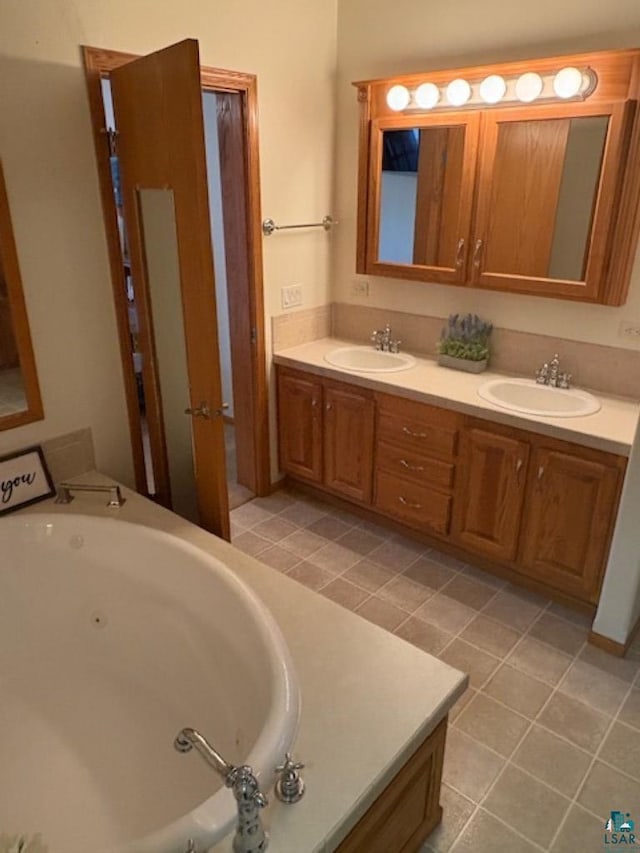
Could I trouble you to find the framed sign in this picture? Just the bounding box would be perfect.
[0,445,54,514]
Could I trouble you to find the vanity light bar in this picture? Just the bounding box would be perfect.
[385,66,597,112]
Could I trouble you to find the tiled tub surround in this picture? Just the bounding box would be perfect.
[332,303,640,401]
[232,488,640,853]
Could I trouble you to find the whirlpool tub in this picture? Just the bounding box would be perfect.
[0,514,300,853]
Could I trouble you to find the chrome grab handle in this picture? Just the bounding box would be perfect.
[55,482,125,508]
[399,495,422,509]
[455,237,465,269]
[400,459,425,472]
[402,426,427,439]
[473,238,484,269]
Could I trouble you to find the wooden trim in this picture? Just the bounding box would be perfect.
[355,86,371,274]
[589,611,640,657]
[82,45,270,498]
[0,161,44,432]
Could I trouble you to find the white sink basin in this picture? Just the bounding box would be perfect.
[324,346,417,373]
[478,378,601,418]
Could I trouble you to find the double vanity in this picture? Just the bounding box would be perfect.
[275,338,638,615]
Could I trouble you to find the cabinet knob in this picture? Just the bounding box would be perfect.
[325,403,332,411]
[537,465,545,480]
[399,495,422,509]
[311,398,319,407]
[515,457,524,484]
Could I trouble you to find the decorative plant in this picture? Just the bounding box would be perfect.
[437,313,493,362]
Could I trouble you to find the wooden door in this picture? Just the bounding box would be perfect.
[110,40,230,538]
[519,446,623,602]
[324,382,375,503]
[277,369,323,483]
[452,425,529,562]
[472,102,629,300]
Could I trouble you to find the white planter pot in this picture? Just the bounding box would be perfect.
[437,354,488,374]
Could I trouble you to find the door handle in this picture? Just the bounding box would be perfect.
[184,402,229,419]
[473,238,484,269]
[455,237,465,269]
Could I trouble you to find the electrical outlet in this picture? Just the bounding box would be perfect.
[351,278,370,297]
[619,320,640,343]
[281,284,302,309]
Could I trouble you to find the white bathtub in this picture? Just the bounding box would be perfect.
[0,514,300,853]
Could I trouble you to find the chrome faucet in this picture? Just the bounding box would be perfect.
[174,727,269,853]
[371,324,402,353]
[535,354,571,389]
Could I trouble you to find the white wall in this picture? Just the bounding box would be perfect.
[0,0,337,484]
[333,0,640,347]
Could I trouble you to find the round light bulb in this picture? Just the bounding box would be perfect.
[553,66,583,99]
[414,82,440,109]
[386,85,410,111]
[515,72,543,103]
[446,78,471,107]
[479,74,506,104]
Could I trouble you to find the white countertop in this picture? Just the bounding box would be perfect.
[23,481,467,853]
[273,338,639,457]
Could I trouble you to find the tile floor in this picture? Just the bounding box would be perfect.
[231,487,640,853]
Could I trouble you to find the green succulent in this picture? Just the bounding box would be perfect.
[437,313,493,362]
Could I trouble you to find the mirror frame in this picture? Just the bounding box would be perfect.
[0,161,44,430]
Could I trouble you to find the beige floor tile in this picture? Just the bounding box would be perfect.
[428,550,468,572]
[416,594,476,634]
[503,582,549,607]
[307,541,361,574]
[403,557,457,591]
[287,561,334,591]
[459,615,521,658]
[368,538,425,570]
[507,636,573,685]
[482,590,543,632]
[559,659,630,716]
[528,611,588,656]
[231,530,271,557]
[230,501,274,528]
[512,724,592,796]
[278,500,328,527]
[320,577,370,611]
[337,526,384,555]
[442,729,505,802]
[307,515,353,540]
[449,808,539,853]
[342,558,398,592]
[250,491,296,513]
[448,687,476,723]
[454,693,529,756]
[578,760,640,815]
[547,601,593,628]
[252,515,299,543]
[461,563,506,589]
[538,692,610,753]
[483,663,553,718]
[439,575,497,611]
[395,616,453,656]
[550,804,605,853]
[619,687,640,730]
[279,527,327,559]
[600,721,640,781]
[439,639,500,689]
[256,545,301,572]
[483,764,571,848]
[377,575,434,612]
[355,595,408,632]
[422,784,475,852]
[579,644,640,683]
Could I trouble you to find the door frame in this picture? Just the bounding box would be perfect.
[82,45,271,498]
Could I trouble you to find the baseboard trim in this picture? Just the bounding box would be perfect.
[589,612,640,658]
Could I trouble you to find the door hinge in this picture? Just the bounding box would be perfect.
[250,327,257,345]
[101,127,119,157]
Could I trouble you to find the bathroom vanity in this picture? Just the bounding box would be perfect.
[275,339,639,614]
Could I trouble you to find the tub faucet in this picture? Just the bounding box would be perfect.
[174,727,268,853]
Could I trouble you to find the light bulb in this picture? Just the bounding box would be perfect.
[553,67,583,99]
[515,72,543,103]
[415,82,440,109]
[480,74,506,104]
[386,85,410,111]
[446,78,471,107]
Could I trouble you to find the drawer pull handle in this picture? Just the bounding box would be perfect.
[537,465,545,480]
[399,496,422,509]
[402,426,427,439]
[400,459,424,472]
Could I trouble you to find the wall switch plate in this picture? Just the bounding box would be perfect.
[281,284,302,309]
[351,278,370,297]
[618,320,640,344]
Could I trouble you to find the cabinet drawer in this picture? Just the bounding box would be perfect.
[376,441,455,490]
[377,394,459,460]
[375,471,452,534]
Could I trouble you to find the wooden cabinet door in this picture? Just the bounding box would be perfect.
[452,426,529,562]
[324,383,375,503]
[472,102,629,301]
[277,370,323,483]
[520,447,623,603]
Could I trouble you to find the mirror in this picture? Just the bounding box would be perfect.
[0,161,43,430]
